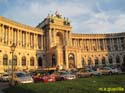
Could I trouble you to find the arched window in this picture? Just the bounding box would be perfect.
[38,57,42,66]
[30,57,34,66]
[88,57,92,66]
[13,55,17,66]
[3,54,8,65]
[102,57,106,65]
[109,56,113,64]
[123,55,125,64]
[52,54,56,67]
[22,56,26,66]
[116,56,120,64]
[82,58,85,67]
[68,53,75,68]
[95,57,99,66]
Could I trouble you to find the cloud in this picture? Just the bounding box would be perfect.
[1,0,125,34]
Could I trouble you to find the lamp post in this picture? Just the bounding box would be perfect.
[10,43,16,86]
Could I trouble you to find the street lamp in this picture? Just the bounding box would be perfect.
[10,43,16,86]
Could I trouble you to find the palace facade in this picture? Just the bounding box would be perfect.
[0,13,125,72]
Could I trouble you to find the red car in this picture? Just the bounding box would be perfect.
[32,71,55,83]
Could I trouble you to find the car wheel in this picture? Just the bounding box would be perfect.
[91,74,93,77]
[109,72,112,75]
[60,78,64,81]
[13,81,18,86]
[78,75,81,78]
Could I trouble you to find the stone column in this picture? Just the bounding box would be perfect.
[4,26,6,44]
[49,29,52,48]
[20,30,22,47]
[8,27,11,46]
[65,50,69,69]
[104,39,107,50]
[66,31,69,46]
[41,35,43,50]
[124,38,125,50]
[10,27,13,44]
[109,39,112,51]
[119,38,122,50]
[18,30,20,47]
[111,38,114,51]
[36,34,38,49]
[0,24,2,43]
[1,25,4,43]
[68,31,71,46]
[103,39,105,51]
[98,39,100,51]
[117,38,120,50]
[26,32,28,48]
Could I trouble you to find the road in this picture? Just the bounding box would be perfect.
[0,82,9,93]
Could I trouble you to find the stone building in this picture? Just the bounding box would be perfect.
[0,13,125,72]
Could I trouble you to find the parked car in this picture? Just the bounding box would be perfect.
[59,71,76,80]
[97,67,112,75]
[104,67,120,74]
[1,73,9,82]
[9,71,34,85]
[32,70,55,83]
[0,72,4,81]
[51,71,65,81]
[88,69,102,76]
[76,69,93,78]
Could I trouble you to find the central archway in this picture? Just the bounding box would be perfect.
[38,57,42,67]
[52,54,56,67]
[68,53,75,68]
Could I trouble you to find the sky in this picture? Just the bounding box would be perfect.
[0,0,125,34]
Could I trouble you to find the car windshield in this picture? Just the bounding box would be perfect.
[3,74,8,76]
[16,73,26,77]
[60,71,69,75]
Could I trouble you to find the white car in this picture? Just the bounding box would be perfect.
[60,71,76,80]
[88,69,102,76]
[9,71,34,85]
[104,67,119,74]
[1,73,9,82]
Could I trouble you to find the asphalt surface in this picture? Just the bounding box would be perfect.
[0,82,9,93]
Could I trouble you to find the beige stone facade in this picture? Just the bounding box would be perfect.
[0,13,125,72]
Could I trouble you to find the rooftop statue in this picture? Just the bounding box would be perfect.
[55,11,62,18]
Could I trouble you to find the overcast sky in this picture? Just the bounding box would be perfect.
[0,0,125,34]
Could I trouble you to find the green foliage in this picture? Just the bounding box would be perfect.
[3,75,125,93]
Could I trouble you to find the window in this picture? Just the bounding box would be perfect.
[116,56,120,64]
[13,55,17,66]
[95,57,99,66]
[38,57,42,66]
[109,57,113,64]
[82,58,85,67]
[3,54,8,65]
[22,56,26,66]
[102,57,106,65]
[88,57,92,66]
[30,57,34,66]
[52,55,56,67]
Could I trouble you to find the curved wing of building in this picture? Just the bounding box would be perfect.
[0,13,125,72]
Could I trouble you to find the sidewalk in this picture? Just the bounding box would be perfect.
[0,82,9,93]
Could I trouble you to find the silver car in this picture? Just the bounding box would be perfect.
[1,73,9,82]
[60,71,76,80]
[10,71,33,85]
